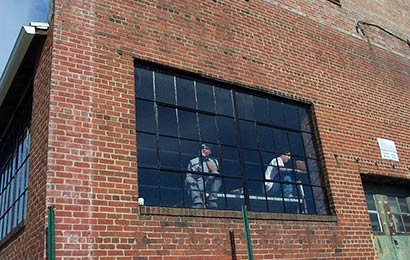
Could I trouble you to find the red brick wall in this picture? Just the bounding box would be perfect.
[3,0,409,259]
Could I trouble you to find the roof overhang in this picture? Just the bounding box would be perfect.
[0,22,49,107]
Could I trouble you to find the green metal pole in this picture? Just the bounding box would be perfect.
[241,205,254,260]
[47,206,56,260]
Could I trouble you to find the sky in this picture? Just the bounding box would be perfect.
[0,0,50,77]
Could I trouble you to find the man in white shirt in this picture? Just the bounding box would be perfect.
[186,144,221,209]
[265,152,298,197]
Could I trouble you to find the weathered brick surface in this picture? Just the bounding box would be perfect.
[2,0,409,259]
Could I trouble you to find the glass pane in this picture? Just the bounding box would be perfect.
[138,168,159,206]
[155,72,175,104]
[224,178,243,211]
[215,87,233,116]
[313,186,328,215]
[254,96,269,123]
[134,68,154,100]
[178,110,199,140]
[242,149,262,180]
[181,140,201,170]
[198,114,217,144]
[204,175,223,209]
[248,180,268,212]
[299,185,315,214]
[159,136,180,169]
[159,171,184,207]
[403,214,410,232]
[158,106,177,137]
[270,100,285,127]
[273,129,289,153]
[398,197,409,213]
[288,132,305,157]
[307,159,322,186]
[235,92,254,120]
[302,133,317,159]
[136,133,158,168]
[392,214,405,233]
[135,100,156,133]
[293,158,309,184]
[217,116,236,146]
[239,120,257,149]
[388,196,399,213]
[176,77,196,109]
[298,106,312,132]
[282,103,300,130]
[257,125,274,152]
[365,194,377,211]
[196,82,215,112]
[369,213,382,232]
[220,146,240,177]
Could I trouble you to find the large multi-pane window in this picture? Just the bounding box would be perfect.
[135,64,329,215]
[0,91,31,240]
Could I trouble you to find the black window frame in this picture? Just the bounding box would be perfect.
[135,61,330,215]
[0,88,32,242]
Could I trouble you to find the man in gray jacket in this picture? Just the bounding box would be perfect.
[186,144,221,209]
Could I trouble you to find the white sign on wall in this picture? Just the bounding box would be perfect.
[377,138,399,161]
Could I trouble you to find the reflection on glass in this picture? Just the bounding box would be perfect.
[403,215,410,232]
[135,68,154,100]
[288,131,305,157]
[248,180,267,212]
[273,129,289,153]
[392,214,405,232]
[300,185,315,214]
[254,96,269,123]
[196,82,215,112]
[220,146,240,177]
[138,168,159,206]
[242,149,262,180]
[136,100,156,132]
[313,186,328,215]
[155,72,175,104]
[388,197,399,212]
[282,103,299,130]
[302,133,317,159]
[369,213,382,232]
[159,136,180,169]
[239,120,257,149]
[365,194,376,211]
[217,116,236,146]
[137,133,157,168]
[224,178,243,211]
[298,106,312,132]
[160,171,184,207]
[176,77,195,109]
[236,92,254,120]
[199,113,217,143]
[307,159,321,186]
[178,110,198,140]
[180,140,200,170]
[158,106,177,136]
[270,100,285,127]
[257,125,274,152]
[215,87,233,116]
[398,197,409,213]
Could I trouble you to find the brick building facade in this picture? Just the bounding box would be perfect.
[0,0,409,259]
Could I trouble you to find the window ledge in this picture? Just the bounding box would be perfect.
[139,206,337,222]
